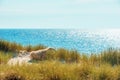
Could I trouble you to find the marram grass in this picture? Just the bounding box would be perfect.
[0,40,120,80]
[0,61,120,80]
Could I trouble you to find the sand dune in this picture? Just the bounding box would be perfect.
[7,55,31,66]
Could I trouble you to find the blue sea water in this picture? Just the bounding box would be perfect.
[0,29,120,54]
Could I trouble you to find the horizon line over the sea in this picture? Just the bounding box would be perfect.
[0,28,120,31]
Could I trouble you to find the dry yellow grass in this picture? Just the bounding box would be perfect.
[0,40,120,80]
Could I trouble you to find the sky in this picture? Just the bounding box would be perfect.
[0,0,120,29]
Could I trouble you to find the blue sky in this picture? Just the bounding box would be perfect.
[0,0,120,29]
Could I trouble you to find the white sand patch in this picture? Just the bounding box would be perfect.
[7,47,55,66]
[7,55,32,66]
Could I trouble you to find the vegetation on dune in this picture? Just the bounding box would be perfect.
[0,61,120,80]
[0,39,46,52]
[100,48,120,65]
[0,40,120,80]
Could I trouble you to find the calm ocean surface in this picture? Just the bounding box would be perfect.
[0,29,120,54]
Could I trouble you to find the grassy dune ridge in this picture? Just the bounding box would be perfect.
[0,40,120,80]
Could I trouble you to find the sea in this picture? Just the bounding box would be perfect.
[0,29,120,54]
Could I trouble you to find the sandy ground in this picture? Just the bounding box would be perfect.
[7,55,32,66]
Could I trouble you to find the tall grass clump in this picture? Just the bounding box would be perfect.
[1,70,25,80]
[0,51,12,64]
[89,53,100,65]
[24,44,46,52]
[42,48,81,63]
[0,39,46,52]
[0,40,22,52]
[55,48,81,63]
[100,48,120,65]
[75,63,93,80]
[94,64,115,80]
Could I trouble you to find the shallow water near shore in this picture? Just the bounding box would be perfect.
[0,29,120,54]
